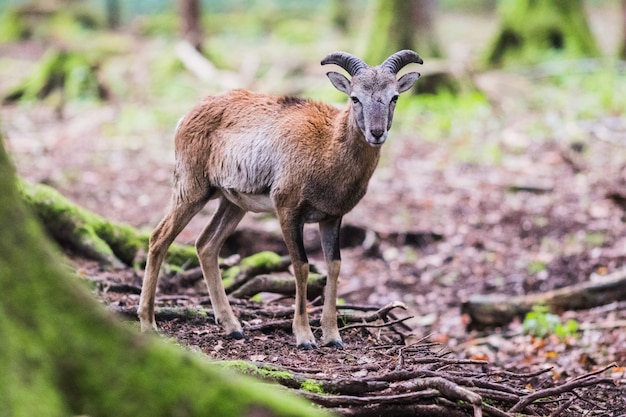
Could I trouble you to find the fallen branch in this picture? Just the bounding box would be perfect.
[111,305,215,324]
[229,273,326,299]
[462,268,626,327]
[225,251,292,294]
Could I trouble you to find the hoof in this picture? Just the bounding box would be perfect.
[323,339,344,349]
[228,330,245,340]
[297,341,318,350]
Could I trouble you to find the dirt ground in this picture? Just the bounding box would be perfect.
[3,39,626,414]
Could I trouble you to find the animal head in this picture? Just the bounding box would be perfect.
[321,50,422,147]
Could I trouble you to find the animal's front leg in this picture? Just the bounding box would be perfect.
[278,208,317,349]
[292,259,317,349]
[319,218,343,348]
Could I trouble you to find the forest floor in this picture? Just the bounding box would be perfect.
[5,97,626,415]
[3,33,626,414]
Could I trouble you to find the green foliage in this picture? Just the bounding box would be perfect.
[5,48,106,104]
[396,90,491,140]
[522,305,579,339]
[527,260,547,275]
[134,13,178,37]
[0,9,28,41]
[0,4,102,43]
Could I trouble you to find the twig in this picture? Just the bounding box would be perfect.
[338,316,414,332]
[548,396,576,417]
[509,376,615,413]
[301,389,440,407]
[572,362,616,381]
[489,367,554,379]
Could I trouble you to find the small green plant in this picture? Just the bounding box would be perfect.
[527,260,547,275]
[522,305,579,339]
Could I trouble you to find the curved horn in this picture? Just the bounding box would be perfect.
[321,51,367,76]
[380,50,423,74]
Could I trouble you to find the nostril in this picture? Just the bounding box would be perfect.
[370,129,384,139]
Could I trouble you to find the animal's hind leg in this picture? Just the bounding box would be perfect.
[138,193,210,332]
[195,197,246,339]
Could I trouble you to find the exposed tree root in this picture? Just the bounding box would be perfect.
[229,273,326,300]
[109,296,617,416]
[216,341,616,417]
[20,180,197,268]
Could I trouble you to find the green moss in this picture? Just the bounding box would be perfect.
[0,9,28,42]
[300,379,325,394]
[0,129,328,417]
[19,179,122,265]
[165,242,199,268]
[219,361,295,384]
[241,251,283,269]
[18,180,198,268]
[221,265,240,287]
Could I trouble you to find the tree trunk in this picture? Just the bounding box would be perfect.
[363,0,463,94]
[179,0,203,52]
[105,0,121,29]
[364,0,442,65]
[484,0,600,67]
[619,0,626,60]
[0,133,326,417]
[330,0,351,33]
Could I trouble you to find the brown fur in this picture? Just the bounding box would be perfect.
[138,49,420,348]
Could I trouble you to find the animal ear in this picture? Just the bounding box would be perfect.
[397,72,420,93]
[326,71,352,95]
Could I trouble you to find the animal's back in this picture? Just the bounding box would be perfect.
[172,89,341,209]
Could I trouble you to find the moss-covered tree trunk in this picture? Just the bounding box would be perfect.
[484,0,600,67]
[0,135,327,417]
[364,0,442,65]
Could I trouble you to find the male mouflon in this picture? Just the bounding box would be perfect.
[138,50,423,348]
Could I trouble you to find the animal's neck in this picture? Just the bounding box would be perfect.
[331,108,380,180]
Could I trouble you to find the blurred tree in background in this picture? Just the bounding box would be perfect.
[364,0,442,65]
[179,0,203,52]
[330,0,350,33]
[484,0,600,67]
[105,0,120,29]
[619,0,626,59]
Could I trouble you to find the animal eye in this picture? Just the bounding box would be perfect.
[351,96,360,104]
[391,95,399,103]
